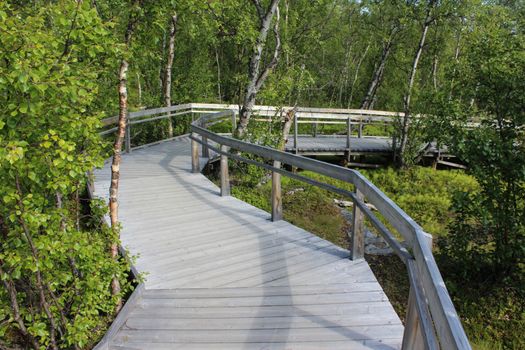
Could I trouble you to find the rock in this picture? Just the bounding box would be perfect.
[286,188,304,195]
[364,228,393,255]
[334,199,353,207]
[333,198,378,211]
[256,173,272,187]
[339,208,394,256]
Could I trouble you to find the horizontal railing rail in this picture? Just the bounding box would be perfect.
[188,109,471,350]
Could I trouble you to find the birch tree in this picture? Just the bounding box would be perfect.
[358,0,409,110]
[236,0,281,137]
[360,28,398,109]
[164,12,178,137]
[397,0,437,167]
[108,0,142,308]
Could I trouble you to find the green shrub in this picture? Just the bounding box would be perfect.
[359,166,479,237]
[0,3,133,348]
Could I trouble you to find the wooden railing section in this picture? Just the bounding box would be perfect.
[100,103,471,349]
[100,103,399,154]
[188,109,471,350]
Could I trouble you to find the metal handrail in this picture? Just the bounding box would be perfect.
[188,109,471,350]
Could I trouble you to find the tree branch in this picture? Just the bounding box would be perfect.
[15,176,59,350]
[0,262,40,350]
[251,0,264,20]
[60,1,82,59]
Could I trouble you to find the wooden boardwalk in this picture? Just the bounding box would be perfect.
[93,136,403,349]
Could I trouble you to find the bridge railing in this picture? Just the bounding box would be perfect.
[100,103,400,154]
[189,109,471,350]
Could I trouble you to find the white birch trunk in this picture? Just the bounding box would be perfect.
[236,0,281,137]
[398,1,435,167]
[164,13,177,138]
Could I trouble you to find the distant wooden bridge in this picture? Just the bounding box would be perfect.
[100,103,460,167]
[100,103,399,158]
[285,135,392,156]
[93,104,471,349]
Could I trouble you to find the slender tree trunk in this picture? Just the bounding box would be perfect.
[284,0,289,67]
[0,262,40,350]
[136,71,142,106]
[74,186,80,231]
[108,58,127,312]
[338,40,354,106]
[215,46,222,103]
[108,2,140,311]
[360,31,395,110]
[369,94,378,110]
[279,107,296,151]
[236,0,281,137]
[159,30,166,93]
[15,177,59,350]
[432,55,438,90]
[449,29,462,99]
[398,1,435,167]
[348,42,370,108]
[56,191,81,280]
[295,63,306,104]
[164,13,177,137]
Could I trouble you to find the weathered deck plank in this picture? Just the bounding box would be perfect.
[93,136,403,349]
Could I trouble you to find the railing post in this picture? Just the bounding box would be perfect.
[271,161,282,221]
[350,188,365,260]
[294,113,298,154]
[313,122,318,137]
[220,144,230,196]
[125,113,131,153]
[191,132,200,173]
[346,117,352,163]
[202,136,209,158]
[358,118,363,138]
[231,111,237,134]
[402,236,433,350]
[402,288,425,350]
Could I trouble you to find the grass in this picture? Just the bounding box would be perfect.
[228,165,479,240]
[227,167,350,247]
[358,166,479,238]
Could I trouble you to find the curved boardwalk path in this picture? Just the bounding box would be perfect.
[93,136,403,349]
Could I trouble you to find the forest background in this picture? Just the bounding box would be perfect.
[0,0,523,349]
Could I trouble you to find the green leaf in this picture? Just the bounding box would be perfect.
[18,72,28,84]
